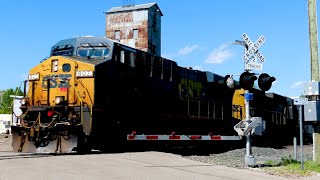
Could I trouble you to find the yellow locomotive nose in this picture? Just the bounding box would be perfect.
[11,51,95,153]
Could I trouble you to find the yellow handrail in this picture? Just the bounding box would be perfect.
[74,86,84,125]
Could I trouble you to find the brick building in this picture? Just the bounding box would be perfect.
[105,2,163,56]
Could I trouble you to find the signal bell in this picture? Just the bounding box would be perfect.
[239,71,257,90]
[258,73,276,91]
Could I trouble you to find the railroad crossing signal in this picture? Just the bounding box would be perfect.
[224,75,235,88]
[239,71,257,90]
[258,73,276,91]
[241,33,266,71]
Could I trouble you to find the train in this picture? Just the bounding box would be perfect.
[10,36,299,153]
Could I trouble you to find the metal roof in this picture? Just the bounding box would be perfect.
[105,2,163,16]
[52,36,112,48]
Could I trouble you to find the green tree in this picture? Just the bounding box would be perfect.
[0,87,23,114]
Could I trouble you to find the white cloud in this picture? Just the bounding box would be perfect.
[290,81,305,89]
[205,44,233,64]
[178,45,199,56]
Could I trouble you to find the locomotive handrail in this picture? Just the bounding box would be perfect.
[18,110,37,129]
[77,80,94,109]
[18,111,57,129]
[10,81,25,125]
[74,86,84,125]
[37,112,57,128]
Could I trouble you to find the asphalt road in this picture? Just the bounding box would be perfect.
[0,151,290,180]
[0,135,314,180]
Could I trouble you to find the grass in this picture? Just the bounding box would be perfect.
[283,159,320,173]
[261,156,320,177]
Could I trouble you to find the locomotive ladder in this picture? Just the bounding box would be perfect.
[40,79,50,105]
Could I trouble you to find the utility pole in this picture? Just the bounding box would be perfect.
[308,0,320,163]
[308,0,320,81]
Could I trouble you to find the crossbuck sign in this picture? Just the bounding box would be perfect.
[241,33,266,71]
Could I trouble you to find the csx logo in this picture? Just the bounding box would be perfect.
[42,74,72,89]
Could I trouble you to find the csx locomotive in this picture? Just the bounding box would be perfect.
[11,36,298,153]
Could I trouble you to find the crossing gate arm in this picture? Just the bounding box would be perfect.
[127,134,242,141]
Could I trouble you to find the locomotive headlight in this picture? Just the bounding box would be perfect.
[55,96,65,105]
[76,70,94,78]
[20,98,29,106]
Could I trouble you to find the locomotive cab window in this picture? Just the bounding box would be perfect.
[77,47,110,58]
[51,47,74,56]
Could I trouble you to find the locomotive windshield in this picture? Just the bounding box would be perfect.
[78,47,110,58]
[50,37,113,59]
[51,46,74,56]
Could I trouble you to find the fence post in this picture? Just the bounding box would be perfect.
[294,137,297,160]
[313,132,320,163]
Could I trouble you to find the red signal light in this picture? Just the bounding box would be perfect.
[47,110,54,117]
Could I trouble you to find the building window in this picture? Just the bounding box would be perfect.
[115,30,120,40]
[133,29,138,39]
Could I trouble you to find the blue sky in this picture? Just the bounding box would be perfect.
[0,0,313,97]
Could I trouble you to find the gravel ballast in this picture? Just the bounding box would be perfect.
[183,145,314,168]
